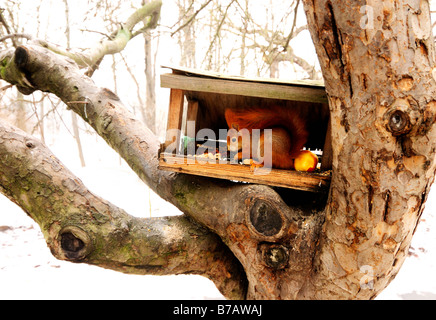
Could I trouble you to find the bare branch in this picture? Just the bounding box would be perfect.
[0,8,18,47]
[171,0,213,37]
[31,0,162,70]
[283,0,301,51]
[0,33,32,43]
[0,84,13,91]
[201,0,237,69]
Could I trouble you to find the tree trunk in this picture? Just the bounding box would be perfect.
[0,0,435,300]
[177,0,197,69]
[142,0,157,134]
[144,32,157,134]
[299,0,436,299]
[65,0,86,167]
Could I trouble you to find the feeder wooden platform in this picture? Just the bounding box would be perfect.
[159,153,331,192]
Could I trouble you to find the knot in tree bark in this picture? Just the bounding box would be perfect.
[387,110,411,136]
[260,244,289,270]
[59,225,92,261]
[247,199,287,240]
[384,99,413,136]
[14,46,29,70]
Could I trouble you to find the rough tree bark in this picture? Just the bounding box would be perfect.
[300,0,436,299]
[0,0,435,300]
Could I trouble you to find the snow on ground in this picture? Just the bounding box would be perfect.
[376,185,436,300]
[0,129,436,299]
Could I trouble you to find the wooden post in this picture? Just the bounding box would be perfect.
[321,115,332,171]
[164,88,184,153]
[186,100,199,130]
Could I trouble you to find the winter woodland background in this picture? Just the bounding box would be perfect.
[1,0,436,299]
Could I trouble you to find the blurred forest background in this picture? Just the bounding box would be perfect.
[1,0,436,299]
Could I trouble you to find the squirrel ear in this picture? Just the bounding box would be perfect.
[231,123,239,130]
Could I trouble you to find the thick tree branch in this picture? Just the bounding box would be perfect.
[170,175,327,298]
[0,119,247,299]
[0,44,174,199]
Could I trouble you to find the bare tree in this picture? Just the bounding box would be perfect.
[143,0,157,134]
[0,0,435,300]
[175,0,197,68]
[63,0,86,167]
[171,0,319,79]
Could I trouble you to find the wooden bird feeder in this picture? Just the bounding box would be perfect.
[158,66,332,193]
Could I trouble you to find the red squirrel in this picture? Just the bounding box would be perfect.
[225,106,308,170]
